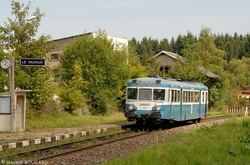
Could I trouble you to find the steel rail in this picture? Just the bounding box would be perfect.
[39,131,149,162]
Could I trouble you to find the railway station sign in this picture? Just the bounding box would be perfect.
[20,58,45,66]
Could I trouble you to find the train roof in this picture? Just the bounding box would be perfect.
[127,77,208,90]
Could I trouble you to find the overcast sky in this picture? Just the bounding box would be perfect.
[1,0,250,41]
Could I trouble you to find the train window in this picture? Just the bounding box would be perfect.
[139,88,152,100]
[201,91,208,103]
[171,90,174,102]
[153,89,165,100]
[202,92,205,103]
[183,91,188,103]
[127,88,138,99]
[204,92,208,103]
[205,92,208,103]
[190,92,194,102]
[183,91,200,103]
[194,92,200,102]
[187,91,191,102]
[171,89,180,103]
[177,90,180,102]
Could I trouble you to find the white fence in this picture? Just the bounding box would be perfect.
[228,105,249,116]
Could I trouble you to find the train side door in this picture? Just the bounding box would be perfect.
[205,91,208,115]
[169,88,173,118]
[169,88,181,121]
[180,89,183,120]
[199,90,202,116]
[201,91,208,115]
[166,88,171,119]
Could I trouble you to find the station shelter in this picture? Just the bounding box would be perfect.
[0,90,31,132]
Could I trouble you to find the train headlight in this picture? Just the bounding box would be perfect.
[156,107,161,111]
[128,105,137,111]
[152,106,161,111]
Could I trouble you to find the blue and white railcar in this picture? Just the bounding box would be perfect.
[125,77,208,125]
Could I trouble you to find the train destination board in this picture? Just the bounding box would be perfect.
[20,58,45,66]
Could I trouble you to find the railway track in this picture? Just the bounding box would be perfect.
[0,128,151,163]
[0,114,245,164]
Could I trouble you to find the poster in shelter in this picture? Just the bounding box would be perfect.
[0,97,11,114]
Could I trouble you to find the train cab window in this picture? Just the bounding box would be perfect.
[153,89,165,100]
[127,88,138,99]
[139,88,152,100]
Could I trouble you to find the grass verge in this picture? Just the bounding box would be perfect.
[104,117,250,165]
[26,112,126,130]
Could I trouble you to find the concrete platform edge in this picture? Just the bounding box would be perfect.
[0,127,109,152]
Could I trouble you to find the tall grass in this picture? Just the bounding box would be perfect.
[26,112,126,130]
[104,117,250,165]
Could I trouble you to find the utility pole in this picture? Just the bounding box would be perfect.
[7,31,16,131]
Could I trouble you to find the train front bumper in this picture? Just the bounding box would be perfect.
[125,111,137,121]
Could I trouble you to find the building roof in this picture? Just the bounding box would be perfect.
[242,85,250,88]
[49,32,128,53]
[153,51,220,79]
[241,90,250,94]
[52,32,93,42]
[152,51,184,62]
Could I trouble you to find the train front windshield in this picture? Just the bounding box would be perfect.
[127,88,138,99]
[127,88,165,100]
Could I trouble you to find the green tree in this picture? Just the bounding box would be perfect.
[180,27,227,108]
[226,57,250,87]
[170,37,176,53]
[60,61,88,114]
[127,40,148,78]
[159,38,170,51]
[183,28,226,76]
[0,1,55,111]
[169,58,206,82]
[61,32,131,114]
[243,34,250,58]
[173,34,185,55]
[130,37,159,76]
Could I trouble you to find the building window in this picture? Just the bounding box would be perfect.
[51,54,59,60]
[165,67,170,73]
[160,66,171,75]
